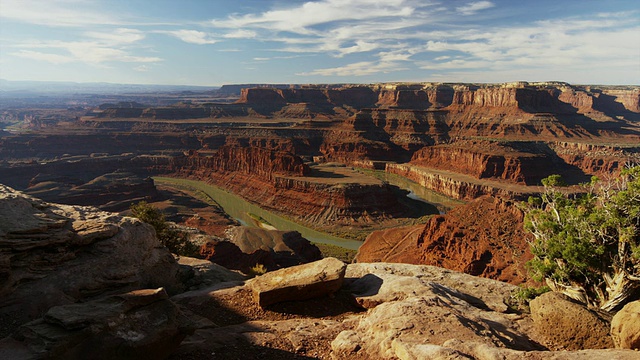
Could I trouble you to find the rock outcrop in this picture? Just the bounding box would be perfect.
[356,196,534,284]
[2,288,193,360]
[409,140,571,185]
[610,300,640,350]
[0,185,182,335]
[171,260,640,359]
[386,163,543,200]
[199,227,322,273]
[247,257,346,308]
[173,146,309,180]
[530,292,614,350]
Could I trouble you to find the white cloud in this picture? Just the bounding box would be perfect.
[11,35,162,65]
[161,30,218,45]
[10,50,74,64]
[299,60,408,76]
[456,1,495,16]
[223,29,257,39]
[417,13,639,82]
[0,0,121,27]
[211,0,416,34]
[85,28,145,45]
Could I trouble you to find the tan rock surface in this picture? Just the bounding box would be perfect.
[0,185,182,335]
[170,262,640,359]
[530,292,614,350]
[611,300,640,349]
[247,257,346,307]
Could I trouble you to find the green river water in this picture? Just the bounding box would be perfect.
[154,173,460,251]
[154,177,364,250]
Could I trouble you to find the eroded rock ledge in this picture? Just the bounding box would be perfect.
[0,185,182,335]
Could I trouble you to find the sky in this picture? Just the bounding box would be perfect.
[0,0,638,86]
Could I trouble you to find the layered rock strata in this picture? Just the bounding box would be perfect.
[356,196,534,284]
[0,185,182,333]
[386,163,542,200]
[171,150,413,227]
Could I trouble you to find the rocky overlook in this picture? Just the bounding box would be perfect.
[1,189,639,359]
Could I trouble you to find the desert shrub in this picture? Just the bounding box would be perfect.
[248,263,267,277]
[507,285,550,312]
[523,166,640,312]
[130,201,201,258]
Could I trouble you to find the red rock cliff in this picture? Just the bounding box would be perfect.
[356,196,535,285]
[172,146,310,180]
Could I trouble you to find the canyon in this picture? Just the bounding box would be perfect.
[1,81,640,358]
[1,81,639,276]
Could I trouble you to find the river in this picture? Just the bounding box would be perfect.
[357,169,464,213]
[154,177,364,250]
[154,173,461,251]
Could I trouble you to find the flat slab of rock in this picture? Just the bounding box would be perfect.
[4,288,194,360]
[247,257,346,308]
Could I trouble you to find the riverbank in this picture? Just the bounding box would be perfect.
[154,177,364,250]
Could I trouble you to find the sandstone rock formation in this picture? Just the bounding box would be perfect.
[25,171,160,211]
[386,162,544,200]
[530,292,614,350]
[356,196,534,284]
[176,256,246,291]
[247,257,346,308]
[611,300,640,350]
[0,185,182,335]
[172,149,421,229]
[199,227,322,273]
[1,288,193,360]
[172,261,640,359]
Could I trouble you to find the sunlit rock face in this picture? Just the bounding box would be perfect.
[0,185,182,334]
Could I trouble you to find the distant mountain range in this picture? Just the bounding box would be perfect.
[0,79,219,95]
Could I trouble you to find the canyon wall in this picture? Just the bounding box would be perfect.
[172,146,309,180]
[356,196,534,284]
[169,148,410,227]
[236,82,640,114]
[386,163,540,201]
[409,140,569,185]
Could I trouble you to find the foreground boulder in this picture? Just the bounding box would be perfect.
[176,256,246,291]
[1,288,193,360]
[611,300,640,349]
[530,292,614,350]
[200,226,322,274]
[0,185,182,335]
[333,263,542,359]
[247,257,346,307]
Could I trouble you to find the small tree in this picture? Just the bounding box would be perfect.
[130,201,200,258]
[524,166,640,312]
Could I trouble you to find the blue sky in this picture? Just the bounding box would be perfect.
[0,0,638,86]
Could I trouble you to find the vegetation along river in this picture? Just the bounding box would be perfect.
[154,177,364,250]
[154,173,461,250]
